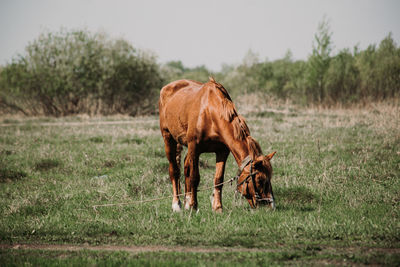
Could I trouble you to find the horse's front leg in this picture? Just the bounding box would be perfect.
[184,142,200,210]
[211,149,229,212]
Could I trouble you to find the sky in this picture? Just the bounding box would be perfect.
[0,0,399,71]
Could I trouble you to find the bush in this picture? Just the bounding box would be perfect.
[0,29,163,116]
[161,60,210,84]
[324,48,360,104]
[356,33,400,100]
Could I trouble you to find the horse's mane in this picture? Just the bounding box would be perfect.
[208,77,262,159]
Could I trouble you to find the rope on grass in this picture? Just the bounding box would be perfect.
[92,177,236,211]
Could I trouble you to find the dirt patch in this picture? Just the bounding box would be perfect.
[1,243,277,253]
[1,243,399,255]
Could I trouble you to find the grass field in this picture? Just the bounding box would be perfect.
[0,103,399,265]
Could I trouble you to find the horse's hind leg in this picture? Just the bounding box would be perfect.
[176,143,182,169]
[184,141,200,210]
[162,131,182,212]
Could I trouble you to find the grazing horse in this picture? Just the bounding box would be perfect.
[159,77,276,212]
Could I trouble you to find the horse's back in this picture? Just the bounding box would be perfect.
[159,79,205,142]
[159,79,202,108]
[159,77,242,149]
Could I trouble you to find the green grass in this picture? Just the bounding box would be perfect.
[0,106,399,264]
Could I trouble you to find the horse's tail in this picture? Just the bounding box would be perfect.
[176,143,183,170]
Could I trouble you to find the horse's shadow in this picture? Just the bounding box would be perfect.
[273,186,319,212]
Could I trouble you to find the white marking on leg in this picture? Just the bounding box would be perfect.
[270,198,276,210]
[185,195,191,210]
[172,200,181,212]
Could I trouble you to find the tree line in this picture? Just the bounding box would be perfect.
[1,20,399,116]
[164,19,400,106]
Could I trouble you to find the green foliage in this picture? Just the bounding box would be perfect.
[0,29,163,116]
[356,33,400,100]
[214,50,307,103]
[1,22,400,115]
[323,49,359,103]
[214,20,399,105]
[216,50,265,96]
[306,17,333,102]
[161,60,210,83]
[265,51,307,100]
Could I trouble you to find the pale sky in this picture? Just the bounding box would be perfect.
[1,0,399,71]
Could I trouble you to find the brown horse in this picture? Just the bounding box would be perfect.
[159,77,276,212]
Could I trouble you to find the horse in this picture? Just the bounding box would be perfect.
[159,77,276,212]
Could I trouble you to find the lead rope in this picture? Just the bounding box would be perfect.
[93,157,256,211]
[92,176,237,211]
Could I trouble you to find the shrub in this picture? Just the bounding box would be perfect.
[0,29,163,116]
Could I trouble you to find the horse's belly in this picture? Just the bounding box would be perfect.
[164,110,188,146]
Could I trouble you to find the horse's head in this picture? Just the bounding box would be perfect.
[237,152,276,209]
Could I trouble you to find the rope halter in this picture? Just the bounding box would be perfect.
[235,155,274,207]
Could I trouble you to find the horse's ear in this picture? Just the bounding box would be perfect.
[209,76,216,83]
[265,151,276,161]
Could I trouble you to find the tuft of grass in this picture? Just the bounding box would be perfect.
[276,186,317,204]
[0,167,27,182]
[0,150,13,156]
[89,136,104,143]
[103,160,117,168]
[199,159,212,169]
[252,110,284,119]
[121,136,144,145]
[2,118,20,124]
[34,158,62,171]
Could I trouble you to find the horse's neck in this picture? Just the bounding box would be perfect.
[226,139,250,167]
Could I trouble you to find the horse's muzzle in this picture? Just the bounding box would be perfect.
[257,197,275,209]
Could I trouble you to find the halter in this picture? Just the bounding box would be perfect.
[235,155,274,207]
[235,155,260,205]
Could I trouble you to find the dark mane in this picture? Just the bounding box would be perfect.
[209,76,232,101]
[208,77,262,159]
[208,77,251,142]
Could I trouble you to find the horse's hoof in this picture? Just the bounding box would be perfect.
[172,201,182,212]
[213,207,223,213]
[184,196,191,210]
[185,203,198,211]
